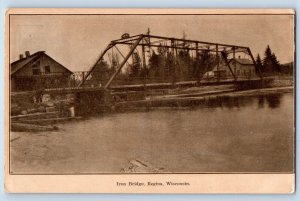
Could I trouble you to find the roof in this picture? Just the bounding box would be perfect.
[11,51,73,75]
[230,58,254,65]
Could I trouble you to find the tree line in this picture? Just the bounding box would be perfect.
[146,45,217,82]
[91,44,217,84]
[256,45,293,75]
[90,44,293,85]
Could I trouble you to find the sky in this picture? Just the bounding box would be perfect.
[9,14,294,71]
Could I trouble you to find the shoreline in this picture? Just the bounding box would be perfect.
[10,85,294,132]
[115,86,293,109]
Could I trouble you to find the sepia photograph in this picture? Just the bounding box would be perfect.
[5,8,295,193]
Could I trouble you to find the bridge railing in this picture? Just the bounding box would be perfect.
[80,72,260,89]
[12,69,260,92]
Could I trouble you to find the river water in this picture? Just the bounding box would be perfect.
[10,91,294,174]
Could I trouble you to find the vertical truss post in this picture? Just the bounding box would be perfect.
[79,43,115,87]
[247,47,263,79]
[82,72,85,82]
[221,51,237,81]
[104,36,144,89]
[233,46,236,75]
[171,39,176,84]
[175,42,179,84]
[216,44,220,82]
[195,42,200,83]
[142,44,147,85]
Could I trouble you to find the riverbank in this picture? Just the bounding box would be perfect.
[9,75,293,131]
[115,86,293,111]
[10,90,294,174]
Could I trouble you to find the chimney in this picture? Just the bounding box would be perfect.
[19,54,24,60]
[25,51,30,58]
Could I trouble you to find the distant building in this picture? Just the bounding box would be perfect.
[11,51,73,91]
[209,57,257,79]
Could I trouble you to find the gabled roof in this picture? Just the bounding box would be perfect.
[11,51,44,75]
[230,58,254,65]
[11,51,73,75]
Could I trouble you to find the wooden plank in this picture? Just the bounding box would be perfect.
[11,112,59,120]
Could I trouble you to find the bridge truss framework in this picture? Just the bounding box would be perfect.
[80,34,262,89]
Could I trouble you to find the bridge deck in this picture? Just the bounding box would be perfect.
[109,78,262,91]
[11,78,265,96]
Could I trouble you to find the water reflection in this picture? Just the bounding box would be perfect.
[257,95,265,109]
[115,92,287,114]
[265,94,282,109]
[179,93,284,110]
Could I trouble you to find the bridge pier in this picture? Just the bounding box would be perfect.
[74,89,113,116]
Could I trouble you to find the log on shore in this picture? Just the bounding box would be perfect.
[11,122,59,132]
[14,116,82,125]
[11,111,59,121]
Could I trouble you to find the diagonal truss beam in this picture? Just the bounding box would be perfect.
[221,51,237,81]
[104,36,144,89]
[80,43,115,86]
[247,47,263,79]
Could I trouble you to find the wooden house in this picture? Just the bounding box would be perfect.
[11,51,73,91]
[211,57,257,79]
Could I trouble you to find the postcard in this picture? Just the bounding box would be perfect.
[5,8,295,193]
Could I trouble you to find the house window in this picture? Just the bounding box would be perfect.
[45,65,51,74]
[32,64,41,75]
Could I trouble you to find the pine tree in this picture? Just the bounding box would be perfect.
[148,50,162,77]
[271,53,281,72]
[165,51,176,80]
[130,52,141,77]
[256,54,263,74]
[91,58,110,82]
[262,45,273,73]
[178,49,191,80]
[262,45,281,74]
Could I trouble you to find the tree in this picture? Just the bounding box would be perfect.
[177,49,191,80]
[91,58,110,84]
[130,52,141,77]
[255,54,263,74]
[110,52,119,73]
[193,50,215,80]
[271,53,281,72]
[157,43,168,57]
[262,45,273,73]
[165,51,176,80]
[148,50,165,78]
[262,45,281,74]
